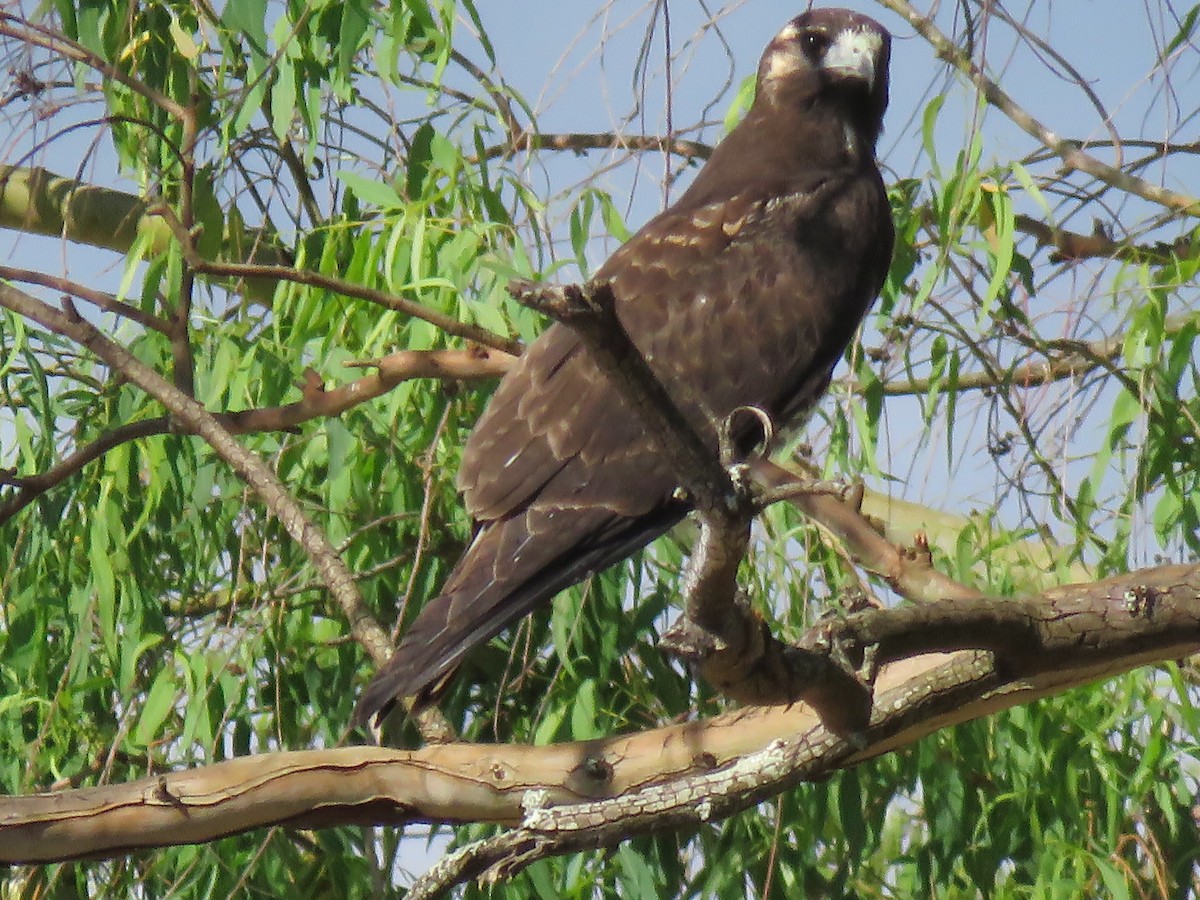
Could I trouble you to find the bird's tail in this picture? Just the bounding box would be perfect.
[353,502,686,726]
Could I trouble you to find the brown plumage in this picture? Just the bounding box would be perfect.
[355,9,895,724]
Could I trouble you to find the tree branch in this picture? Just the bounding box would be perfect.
[481,131,714,165]
[0,165,293,304]
[0,348,514,524]
[0,418,170,522]
[876,0,1199,215]
[2,562,1194,882]
[750,458,990,604]
[0,13,187,120]
[486,132,1198,260]
[0,265,171,333]
[180,253,522,357]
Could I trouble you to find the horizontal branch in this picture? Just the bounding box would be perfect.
[480,131,714,164]
[478,133,1195,262]
[0,166,293,305]
[873,310,1194,408]
[0,348,514,524]
[3,562,1195,868]
[0,418,170,522]
[1012,213,1199,264]
[184,256,522,357]
[0,264,170,332]
[0,167,523,357]
[222,347,516,432]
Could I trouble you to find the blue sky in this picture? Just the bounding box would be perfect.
[2,0,1197,886]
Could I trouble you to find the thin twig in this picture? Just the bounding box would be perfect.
[876,0,1199,214]
[184,254,523,357]
[0,418,170,523]
[0,13,187,120]
[748,458,990,605]
[0,266,171,333]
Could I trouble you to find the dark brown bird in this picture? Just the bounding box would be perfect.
[356,9,895,723]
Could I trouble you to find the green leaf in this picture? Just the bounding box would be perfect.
[617,844,661,898]
[1109,387,1143,436]
[270,65,298,143]
[221,0,269,55]
[337,0,371,87]
[133,667,177,746]
[921,94,945,176]
[1009,160,1051,216]
[336,170,403,208]
[1164,4,1200,57]
[723,74,756,132]
[569,678,598,739]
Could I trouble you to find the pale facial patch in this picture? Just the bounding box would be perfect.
[763,43,805,81]
[775,21,802,42]
[822,27,882,88]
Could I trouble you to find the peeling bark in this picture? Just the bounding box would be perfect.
[3,563,1195,870]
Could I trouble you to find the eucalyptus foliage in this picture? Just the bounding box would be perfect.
[1,1,1198,896]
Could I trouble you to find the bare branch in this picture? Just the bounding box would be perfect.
[0,12,188,121]
[480,131,714,165]
[222,347,515,432]
[750,459,990,605]
[876,0,1199,214]
[0,265,171,332]
[0,348,513,524]
[868,313,1200,398]
[181,254,523,358]
[3,562,1194,886]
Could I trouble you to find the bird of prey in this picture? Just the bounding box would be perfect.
[355,8,895,723]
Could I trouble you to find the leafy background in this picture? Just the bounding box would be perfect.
[1,0,1198,895]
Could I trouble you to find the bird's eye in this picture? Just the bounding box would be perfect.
[800,30,830,57]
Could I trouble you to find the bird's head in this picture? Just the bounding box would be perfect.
[756,9,891,147]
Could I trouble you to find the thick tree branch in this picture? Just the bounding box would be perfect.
[2,563,1195,878]
[0,165,292,303]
